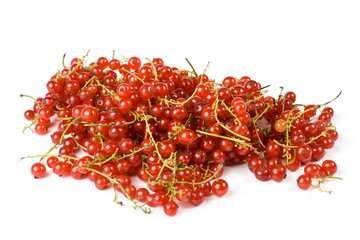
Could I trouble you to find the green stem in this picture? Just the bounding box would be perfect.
[20,94,42,107]
[185,58,198,78]
[145,58,158,82]
[62,53,68,69]
[39,116,81,163]
[80,166,151,214]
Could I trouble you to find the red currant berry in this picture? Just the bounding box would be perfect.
[304,163,321,178]
[81,107,99,122]
[254,166,271,181]
[297,174,312,190]
[128,56,141,70]
[211,179,229,197]
[31,162,47,178]
[53,161,71,177]
[163,200,178,217]
[270,165,287,182]
[189,189,205,206]
[178,129,196,145]
[321,160,337,176]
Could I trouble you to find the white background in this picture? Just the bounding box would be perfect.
[1,0,359,239]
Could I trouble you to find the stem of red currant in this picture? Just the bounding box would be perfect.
[145,58,159,82]
[79,166,151,214]
[20,94,42,108]
[62,53,68,69]
[185,58,198,78]
[39,116,81,163]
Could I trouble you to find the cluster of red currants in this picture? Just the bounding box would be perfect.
[23,52,340,216]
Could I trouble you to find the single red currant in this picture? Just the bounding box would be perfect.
[31,162,47,178]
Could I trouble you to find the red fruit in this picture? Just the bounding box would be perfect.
[271,165,287,182]
[189,189,205,206]
[46,156,59,168]
[248,157,264,173]
[116,83,131,99]
[81,107,99,122]
[285,159,301,172]
[265,141,281,157]
[311,144,325,162]
[31,162,47,178]
[297,174,312,190]
[24,110,36,121]
[119,138,135,154]
[34,122,48,135]
[210,149,226,164]
[254,166,271,181]
[53,161,71,177]
[76,156,92,174]
[89,66,104,79]
[296,144,312,164]
[175,185,191,202]
[321,160,337,176]
[304,163,321,178]
[317,136,335,149]
[267,157,282,169]
[135,188,149,202]
[218,139,235,152]
[22,54,342,216]
[95,175,109,190]
[178,129,196,145]
[159,140,176,158]
[163,201,178,217]
[211,179,229,197]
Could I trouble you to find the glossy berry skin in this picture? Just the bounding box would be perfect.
[53,162,71,177]
[296,144,312,164]
[159,140,176,158]
[135,188,149,202]
[274,119,287,133]
[139,83,155,100]
[24,110,36,121]
[317,136,335,149]
[31,163,47,178]
[76,156,92,174]
[271,165,287,182]
[89,66,104,79]
[163,200,178,217]
[46,156,59,168]
[311,144,325,162]
[171,106,188,121]
[211,179,229,197]
[284,91,296,103]
[119,138,135,154]
[175,186,191,202]
[95,175,109,190]
[128,56,141,70]
[265,141,281,157]
[297,174,312,190]
[304,163,320,178]
[254,166,271,181]
[139,66,153,80]
[34,122,48,135]
[248,158,264,173]
[117,82,132,98]
[178,129,196,145]
[81,107,99,122]
[321,160,337,176]
[188,189,205,206]
[218,139,235,152]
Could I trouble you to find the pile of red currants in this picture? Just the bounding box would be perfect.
[23,52,341,216]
